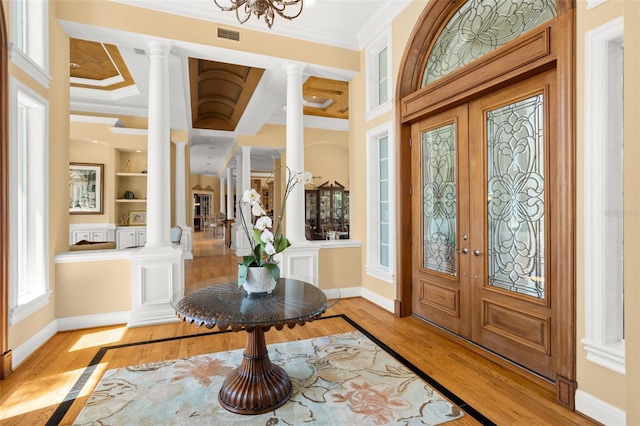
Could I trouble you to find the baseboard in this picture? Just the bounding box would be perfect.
[12,320,57,369]
[361,287,395,312]
[575,389,626,425]
[57,311,131,331]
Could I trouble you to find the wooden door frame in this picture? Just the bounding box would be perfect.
[394,0,576,408]
[1,0,12,379]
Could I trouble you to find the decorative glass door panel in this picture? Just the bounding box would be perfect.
[486,95,546,299]
[412,105,470,338]
[422,123,457,276]
[468,71,556,379]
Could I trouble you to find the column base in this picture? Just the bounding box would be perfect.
[276,241,320,284]
[127,246,184,328]
[177,226,193,260]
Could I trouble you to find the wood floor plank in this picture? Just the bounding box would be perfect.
[0,232,599,425]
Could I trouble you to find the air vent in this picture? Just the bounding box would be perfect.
[133,48,146,55]
[217,27,241,42]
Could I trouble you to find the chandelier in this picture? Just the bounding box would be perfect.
[213,0,303,29]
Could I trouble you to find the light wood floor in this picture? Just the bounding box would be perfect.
[0,231,599,425]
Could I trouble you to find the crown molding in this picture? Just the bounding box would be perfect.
[71,100,149,117]
[357,0,412,49]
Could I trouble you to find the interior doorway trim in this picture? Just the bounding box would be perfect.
[1,0,13,379]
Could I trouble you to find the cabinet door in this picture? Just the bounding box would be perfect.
[117,230,136,249]
[136,228,147,246]
[72,231,91,243]
[91,231,107,242]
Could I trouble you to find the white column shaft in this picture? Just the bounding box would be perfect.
[226,168,234,219]
[219,176,226,215]
[173,141,187,228]
[146,40,172,248]
[285,63,306,242]
[240,146,252,242]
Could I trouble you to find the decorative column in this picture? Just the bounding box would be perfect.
[277,63,319,283]
[219,175,226,216]
[234,146,252,256]
[128,39,184,327]
[284,63,307,243]
[226,167,234,220]
[173,140,192,260]
[230,156,242,250]
[145,40,172,249]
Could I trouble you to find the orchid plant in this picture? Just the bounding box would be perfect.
[237,166,314,286]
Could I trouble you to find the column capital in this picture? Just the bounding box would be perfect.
[173,141,187,149]
[284,62,306,77]
[147,39,171,57]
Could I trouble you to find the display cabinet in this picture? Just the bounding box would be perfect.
[115,149,147,226]
[305,182,349,240]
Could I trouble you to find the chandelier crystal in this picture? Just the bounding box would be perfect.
[213,0,303,29]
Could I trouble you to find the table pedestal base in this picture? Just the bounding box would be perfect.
[218,328,293,415]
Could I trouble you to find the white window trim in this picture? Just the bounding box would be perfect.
[581,16,625,375]
[8,0,51,88]
[365,28,392,122]
[365,121,395,283]
[586,0,607,10]
[9,77,51,326]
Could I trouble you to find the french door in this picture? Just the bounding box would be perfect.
[412,71,556,379]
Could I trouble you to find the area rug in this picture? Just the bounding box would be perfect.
[74,331,464,425]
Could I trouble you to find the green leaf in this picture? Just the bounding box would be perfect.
[263,262,280,281]
[253,228,264,245]
[237,264,248,287]
[253,244,264,265]
[274,235,291,253]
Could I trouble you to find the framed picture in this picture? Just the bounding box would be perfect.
[129,211,147,226]
[69,163,104,214]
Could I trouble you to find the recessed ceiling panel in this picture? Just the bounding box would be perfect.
[302,76,349,119]
[69,38,135,91]
[189,58,265,132]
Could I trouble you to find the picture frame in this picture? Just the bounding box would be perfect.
[129,210,147,226]
[69,163,104,214]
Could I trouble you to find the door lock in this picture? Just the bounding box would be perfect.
[457,247,468,254]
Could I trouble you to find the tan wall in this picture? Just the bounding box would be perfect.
[576,0,640,421]
[55,260,131,317]
[234,124,349,186]
[318,247,361,291]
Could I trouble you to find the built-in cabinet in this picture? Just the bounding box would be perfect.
[116,227,147,249]
[305,182,349,240]
[115,149,147,226]
[69,223,116,244]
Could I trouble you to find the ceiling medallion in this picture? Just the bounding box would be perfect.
[213,0,303,29]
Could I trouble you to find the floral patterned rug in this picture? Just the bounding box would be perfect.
[74,331,464,425]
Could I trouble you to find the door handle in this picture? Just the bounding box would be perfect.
[457,248,468,254]
[472,249,482,256]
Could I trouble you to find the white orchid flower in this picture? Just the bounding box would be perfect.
[264,242,276,255]
[251,202,266,217]
[242,188,261,204]
[260,229,274,244]
[255,215,272,231]
[301,171,314,185]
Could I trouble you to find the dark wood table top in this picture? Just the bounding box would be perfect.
[174,278,331,332]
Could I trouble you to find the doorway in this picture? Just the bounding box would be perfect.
[412,71,557,379]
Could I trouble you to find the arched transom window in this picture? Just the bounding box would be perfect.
[422,0,557,87]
